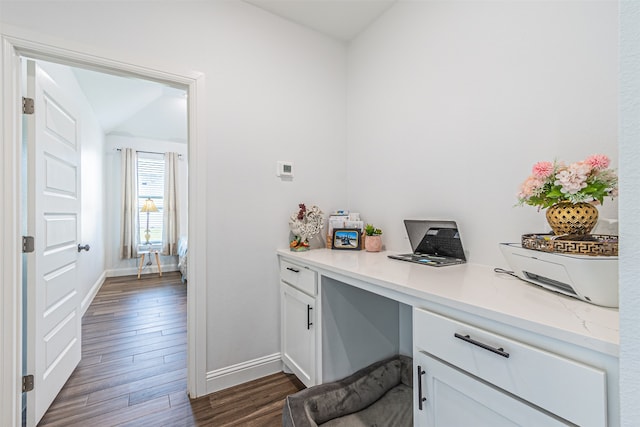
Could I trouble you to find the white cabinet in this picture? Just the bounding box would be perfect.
[277,250,617,425]
[413,307,607,427]
[414,351,567,427]
[280,260,317,387]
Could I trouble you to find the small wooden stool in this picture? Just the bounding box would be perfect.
[138,250,162,279]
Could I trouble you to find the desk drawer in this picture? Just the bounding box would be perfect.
[413,307,606,427]
[280,260,317,296]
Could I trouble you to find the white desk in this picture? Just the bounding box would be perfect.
[277,248,619,425]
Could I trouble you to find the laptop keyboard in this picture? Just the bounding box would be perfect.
[388,253,464,267]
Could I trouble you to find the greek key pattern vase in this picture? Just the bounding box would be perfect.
[545,202,598,236]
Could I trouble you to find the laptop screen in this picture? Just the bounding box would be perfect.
[404,220,460,252]
[415,227,465,260]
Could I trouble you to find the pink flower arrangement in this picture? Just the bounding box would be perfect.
[517,154,618,209]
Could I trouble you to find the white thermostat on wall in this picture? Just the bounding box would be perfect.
[277,161,294,178]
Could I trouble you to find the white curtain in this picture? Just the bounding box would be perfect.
[121,148,139,259]
[162,152,180,256]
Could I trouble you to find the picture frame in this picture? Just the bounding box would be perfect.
[331,228,362,250]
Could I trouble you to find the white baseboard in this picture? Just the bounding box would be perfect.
[206,353,283,394]
[106,263,179,278]
[81,271,106,316]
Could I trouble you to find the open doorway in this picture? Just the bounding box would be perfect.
[1,34,209,427]
[21,57,189,426]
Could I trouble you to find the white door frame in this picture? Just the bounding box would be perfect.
[0,33,209,427]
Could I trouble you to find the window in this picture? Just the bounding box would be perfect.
[137,154,164,246]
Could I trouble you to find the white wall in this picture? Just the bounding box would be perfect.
[347,1,618,267]
[35,61,107,312]
[619,2,640,425]
[104,135,188,276]
[0,0,348,379]
[4,3,635,424]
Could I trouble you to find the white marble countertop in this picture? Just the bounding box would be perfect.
[277,248,619,357]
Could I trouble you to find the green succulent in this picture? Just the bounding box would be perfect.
[364,224,382,236]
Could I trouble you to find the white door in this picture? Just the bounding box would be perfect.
[24,60,82,426]
[281,282,316,387]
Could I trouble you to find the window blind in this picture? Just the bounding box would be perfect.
[138,156,165,244]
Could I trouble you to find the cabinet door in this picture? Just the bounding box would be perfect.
[414,351,570,427]
[281,283,316,387]
[413,308,606,426]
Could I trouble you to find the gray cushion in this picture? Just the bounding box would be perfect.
[282,355,413,427]
[321,384,412,427]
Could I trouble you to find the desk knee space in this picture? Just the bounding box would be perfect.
[138,250,162,279]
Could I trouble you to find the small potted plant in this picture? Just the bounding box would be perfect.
[364,224,383,252]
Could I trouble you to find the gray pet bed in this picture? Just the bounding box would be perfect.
[282,355,413,427]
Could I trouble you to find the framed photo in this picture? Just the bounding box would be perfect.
[332,228,362,250]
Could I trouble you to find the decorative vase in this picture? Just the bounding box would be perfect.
[365,235,382,252]
[545,202,599,236]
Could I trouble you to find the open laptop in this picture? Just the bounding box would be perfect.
[388,220,466,267]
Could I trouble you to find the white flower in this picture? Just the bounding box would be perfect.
[554,162,590,195]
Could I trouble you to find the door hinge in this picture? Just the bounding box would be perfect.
[22,97,34,115]
[22,236,35,253]
[22,374,34,392]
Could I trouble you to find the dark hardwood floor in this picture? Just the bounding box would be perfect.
[38,272,304,426]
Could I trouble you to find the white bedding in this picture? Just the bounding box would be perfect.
[177,236,188,282]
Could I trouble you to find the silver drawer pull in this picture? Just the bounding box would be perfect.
[454,333,510,358]
[286,266,300,273]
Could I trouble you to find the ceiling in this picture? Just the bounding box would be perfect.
[244,0,397,41]
[72,67,188,143]
[68,1,395,143]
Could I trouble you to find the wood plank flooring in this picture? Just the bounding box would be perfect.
[38,272,304,426]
